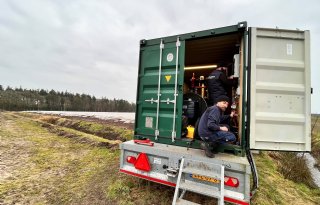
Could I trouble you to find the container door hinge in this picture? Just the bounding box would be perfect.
[155,129,159,140]
[171,131,176,142]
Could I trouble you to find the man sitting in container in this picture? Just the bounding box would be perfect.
[198,95,236,158]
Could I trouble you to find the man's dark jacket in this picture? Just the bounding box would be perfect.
[207,70,237,105]
[198,105,230,140]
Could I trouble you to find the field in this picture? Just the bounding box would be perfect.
[0,111,319,205]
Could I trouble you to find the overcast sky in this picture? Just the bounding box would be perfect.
[0,0,319,113]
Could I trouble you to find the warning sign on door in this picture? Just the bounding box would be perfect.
[165,75,172,82]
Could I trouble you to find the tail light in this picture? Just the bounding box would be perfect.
[224,176,239,187]
[126,156,136,164]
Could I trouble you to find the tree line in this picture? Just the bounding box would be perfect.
[0,85,135,112]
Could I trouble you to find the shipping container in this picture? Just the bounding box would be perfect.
[120,22,311,205]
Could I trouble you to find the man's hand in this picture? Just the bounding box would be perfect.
[230,110,236,118]
[220,126,229,132]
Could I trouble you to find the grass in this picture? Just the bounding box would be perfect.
[251,152,284,205]
[0,112,175,205]
[251,152,320,205]
[269,152,316,188]
[1,112,320,205]
[311,115,320,169]
[0,112,119,204]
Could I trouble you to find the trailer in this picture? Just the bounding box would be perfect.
[119,22,311,204]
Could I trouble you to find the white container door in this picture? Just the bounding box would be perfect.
[249,27,311,151]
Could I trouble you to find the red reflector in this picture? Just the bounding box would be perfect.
[224,176,239,187]
[134,153,151,172]
[126,156,136,164]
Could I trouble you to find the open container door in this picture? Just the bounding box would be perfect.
[135,38,184,143]
[248,27,311,151]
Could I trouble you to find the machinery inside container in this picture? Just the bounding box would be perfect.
[182,32,244,145]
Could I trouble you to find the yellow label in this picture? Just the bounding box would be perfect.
[165,75,172,82]
[192,174,220,184]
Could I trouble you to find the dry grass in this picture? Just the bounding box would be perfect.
[311,115,320,169]
[38,115,60,124]
[269,152,316,188]
[2,112,320,205]
[34,114,133,142]
[0,112,119,204]
[251,152,320,205]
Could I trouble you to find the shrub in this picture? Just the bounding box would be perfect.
[269,152,316,188]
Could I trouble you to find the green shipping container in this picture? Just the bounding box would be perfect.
[134,21,311,154]
[121,22,311,204]
[134,22,248,154]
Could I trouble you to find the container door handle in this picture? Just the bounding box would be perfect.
[160,98,175,104]
[145,98,158,104]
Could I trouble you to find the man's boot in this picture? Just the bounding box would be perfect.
[201,142,215,158]
[210,142,219,154]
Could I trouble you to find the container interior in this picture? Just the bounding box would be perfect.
[182,32,244,145]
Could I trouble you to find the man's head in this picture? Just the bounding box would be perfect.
[215,95,230,111]
[216,67,227,71]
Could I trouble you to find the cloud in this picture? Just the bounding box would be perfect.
[0,0,319,112]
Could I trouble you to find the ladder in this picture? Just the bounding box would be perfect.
[172,158,225,205]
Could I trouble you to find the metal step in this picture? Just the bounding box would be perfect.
[179,181,222,199]
[183,167,220,179]
[172,157,224,205]
[175,198,200,205]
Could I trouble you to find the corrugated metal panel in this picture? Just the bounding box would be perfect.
[135,40,184,140]
[249,27,311,151]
